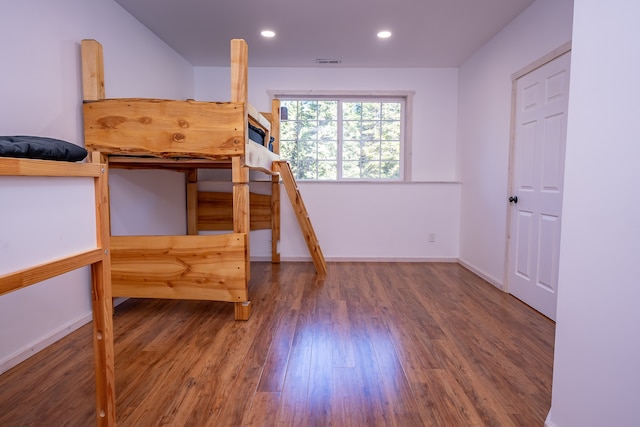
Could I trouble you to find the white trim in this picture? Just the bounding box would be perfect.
[268,89,416,98]
[0,312,92,374]
[544,408,557,427]
[292,180,461,185]
[0,297,128,374]
[251,256,458,263]
[457,258,504,290]
[511,41,572,81]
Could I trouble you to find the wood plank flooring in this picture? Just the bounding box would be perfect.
[0,262,555,426]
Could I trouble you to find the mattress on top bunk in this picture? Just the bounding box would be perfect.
[0,136,87,162]
[248,123,274,152]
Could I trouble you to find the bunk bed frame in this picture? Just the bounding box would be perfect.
[0,38,326,427]
[81,38,326,323]
[0,157,116,425]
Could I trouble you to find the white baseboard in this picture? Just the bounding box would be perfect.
[0,297,129,375]
[251,255,459,263]
[0,311,92,375]
[545,407,556,427]
[457,258,504,290]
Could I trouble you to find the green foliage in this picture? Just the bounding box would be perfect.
[279,98,403,180]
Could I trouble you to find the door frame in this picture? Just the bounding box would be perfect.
[503,41,572,294]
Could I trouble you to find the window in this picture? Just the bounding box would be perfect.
[277,94,408,181]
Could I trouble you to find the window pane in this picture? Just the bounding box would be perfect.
[342,160,360,179]
[342,140,360,161]
[382,102,401,120]
[381,121,401,140]
[363,141,381,161]
[300,100,318,120]
[381,141,400,160]
[281,100,298,121]
[343,120,361,141]
[318,141,337,160]
[361,160,380,179]
[343,102,362,120]
[381,161,400,179]
[300,157,317,180]
[318,101,338,120]
[281,120,298,141]
[361,121,380,141]
[361,102,381,120]
[317,161,337,180]
[280,140,296,161]
[299,122,318,141]
[318,120,337,141]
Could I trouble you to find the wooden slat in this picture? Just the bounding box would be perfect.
[197,191,272,231]
[0,157,100,177]
[104,152,279,174]
[81,39,105,101]
[0,249,103,296]
[110,234,248,302]
[83,99,245,159]
[186,170,198,235]
[274,161,327,275]
[106,156,231,170]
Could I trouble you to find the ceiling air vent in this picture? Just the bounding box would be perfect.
[315,59,341,65]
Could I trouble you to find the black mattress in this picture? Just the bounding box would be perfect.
[0,135,88,162]
[248,124,274,152]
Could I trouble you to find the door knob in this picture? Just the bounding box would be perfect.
[509,196,518,204]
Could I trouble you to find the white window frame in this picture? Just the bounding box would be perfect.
[269,90,414,182]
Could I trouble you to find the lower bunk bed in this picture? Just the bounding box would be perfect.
[0,156,115,426]
[81,38,326,322]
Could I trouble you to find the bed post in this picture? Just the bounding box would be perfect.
[92,163,116,426]
[230,39,248,106]
[81,38,116,425]
[271,99,281,264]
[81,39,105,101]
[232,157,251,320]
[230,39,252,320]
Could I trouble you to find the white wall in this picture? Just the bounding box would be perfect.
[547,1,640,426]
[194,66,461,260]
[457,0,574,286]
[0,0,193,373]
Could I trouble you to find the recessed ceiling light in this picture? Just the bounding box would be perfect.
[261,30,276,38]
[377,30,392,39]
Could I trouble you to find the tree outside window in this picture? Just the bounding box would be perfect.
[279,97,404,181]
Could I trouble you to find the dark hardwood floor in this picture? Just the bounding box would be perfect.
[0,262,555,426]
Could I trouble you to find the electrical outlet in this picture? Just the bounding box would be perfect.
[428,233,436,243]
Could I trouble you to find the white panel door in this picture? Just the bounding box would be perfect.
[508,51,571,320]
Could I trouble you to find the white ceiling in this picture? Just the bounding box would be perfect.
[115,0,536,68]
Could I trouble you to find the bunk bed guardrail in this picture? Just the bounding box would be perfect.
[0,157,116,426]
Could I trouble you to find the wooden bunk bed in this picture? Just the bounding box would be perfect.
[81,39,326,322]
[0,157,115,426]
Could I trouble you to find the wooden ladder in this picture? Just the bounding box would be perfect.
[274,161,328,275]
